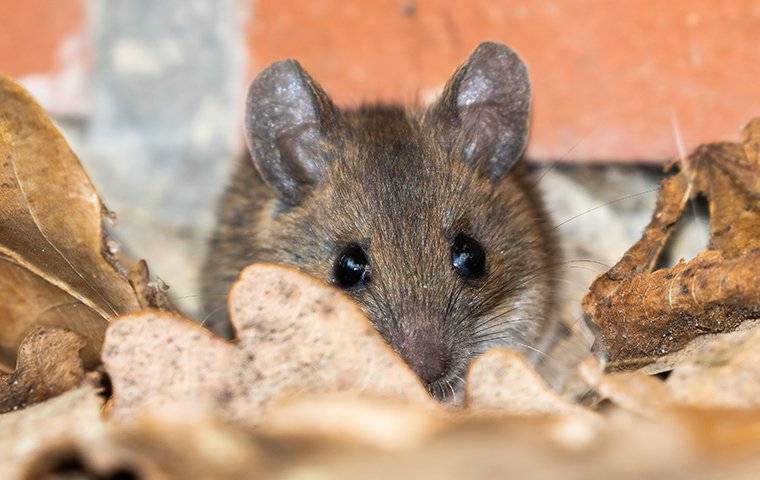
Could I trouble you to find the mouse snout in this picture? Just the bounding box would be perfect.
[397,335,448,385]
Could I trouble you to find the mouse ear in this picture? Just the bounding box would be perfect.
[245,60,339,206]
[427,42,531,180]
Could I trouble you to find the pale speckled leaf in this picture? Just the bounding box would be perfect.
[103,264,433,424]
[0,385,105,480]
[465,348,594,418]
[665,325,760,408]
[578,356,674,416]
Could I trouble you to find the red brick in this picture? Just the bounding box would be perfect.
[0,0,84,77]
[248,0,760,161]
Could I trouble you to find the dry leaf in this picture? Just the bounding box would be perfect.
[0,258,104,367]
[583,117,760,369]
[257,407,760,480]
[0,76,141,367]
[0,327,85,413]
[15,393,760,480]
[465,348,592,417]
[578,356,674,416]
[0,385,105,480]
[127,259,176,311]
[665,325,760,408]
[261,393,445,451]
[103,264,433,424]
[22,413,261,480]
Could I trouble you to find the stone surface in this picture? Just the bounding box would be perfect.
[80,0,248,313]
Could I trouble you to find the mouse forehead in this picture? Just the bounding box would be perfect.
[327,131,466,233]
[305,108,525,253]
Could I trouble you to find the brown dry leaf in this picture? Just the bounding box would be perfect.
[583,117,760,369]
[0,258,105,367]
[0,75,142,367]
[636,319,760,375]
[0,327,85,413]
[465,348,593,417]
[261,393,445,451]
[258,406,760,480]
[664,325,760,408]
[693,117,760,258]
[103,263,433,425]
[127,259,176,311]
[22,413,261,480]
[0,385,105,480]
[577,356,674,416]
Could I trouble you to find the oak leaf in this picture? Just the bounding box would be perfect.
[466,348,593,418]
[103,264,433,424]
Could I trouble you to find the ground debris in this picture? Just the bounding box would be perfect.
[15,396,760,480]
[466,348,594,418]
[4,67,760,480]
[0,76,175,369]
[0,385,105,479]
[583,118,760,369]
[0,327,85,414]
[103,264,435,425]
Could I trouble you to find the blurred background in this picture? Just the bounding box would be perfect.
[1,0,758,325]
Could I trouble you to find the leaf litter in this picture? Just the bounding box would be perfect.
[583,118,760,369]
[0,75,174,368]
[2,76,760,478]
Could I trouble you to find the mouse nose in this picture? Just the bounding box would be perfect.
[398,336,447,385]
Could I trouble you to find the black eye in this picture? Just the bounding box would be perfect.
[333,244,371,290]
[451,233,486,280]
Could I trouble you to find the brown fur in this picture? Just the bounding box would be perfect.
[201,103,560,399]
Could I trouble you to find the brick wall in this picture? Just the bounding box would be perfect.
[3,0,759,161]
[0,0,83,78]
[248,0,760,161]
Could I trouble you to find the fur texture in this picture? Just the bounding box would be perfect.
[201,43,560,400]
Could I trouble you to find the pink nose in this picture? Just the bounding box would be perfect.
[398,336,447,385]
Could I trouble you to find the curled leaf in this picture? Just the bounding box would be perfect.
[583,118,760,369]
[0,327,85,413]
[0,76,141,366]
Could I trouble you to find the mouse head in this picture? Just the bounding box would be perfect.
[244,42,557,400]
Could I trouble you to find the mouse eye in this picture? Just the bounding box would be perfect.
[333,244,371,290]
[451,233,486,280]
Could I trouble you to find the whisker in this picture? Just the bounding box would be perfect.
[553,187,659,230]
[199,304,227,328]
[533,139,582,185]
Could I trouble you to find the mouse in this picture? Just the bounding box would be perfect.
[201,41,562,401]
